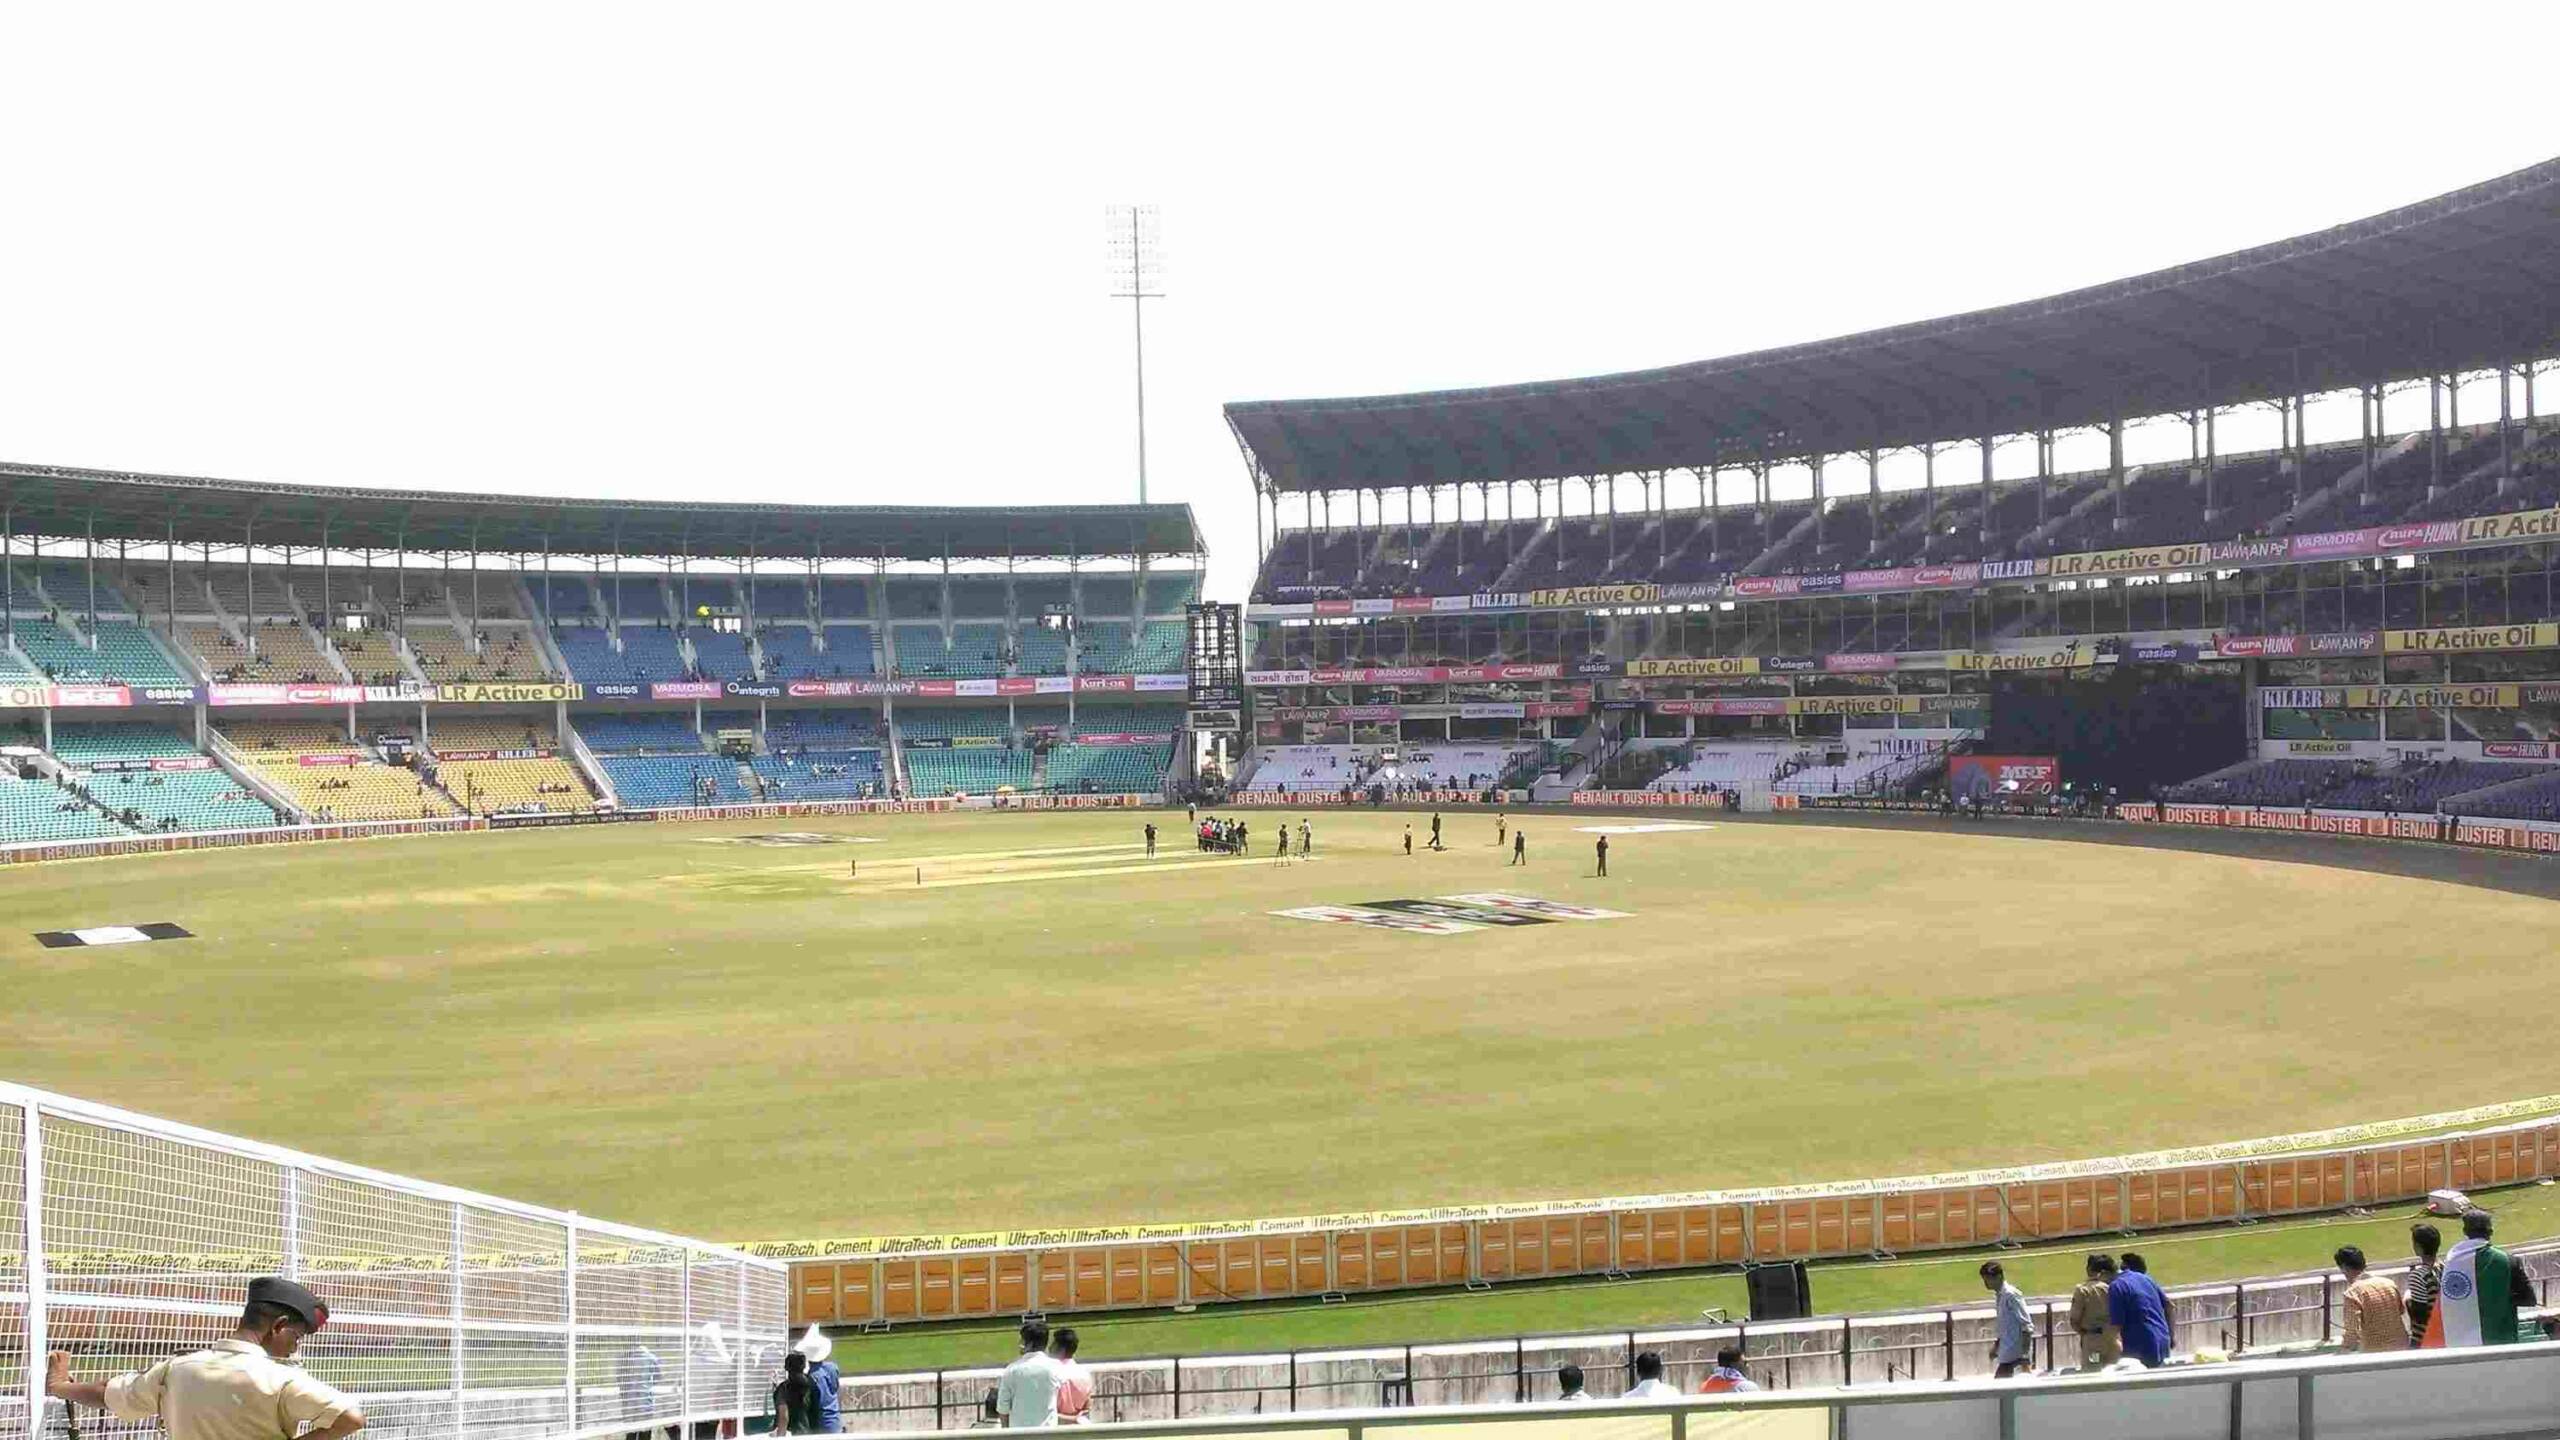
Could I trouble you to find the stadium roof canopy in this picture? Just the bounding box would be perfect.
[1226,158,2560,494]
[0,462,1204,561]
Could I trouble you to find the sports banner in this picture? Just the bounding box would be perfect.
[1626,657,1760,679]
[206,682,366,706]
[2213,630,2378,657]
[1528,583,1661,608]
[2264,684,2528,708]
[2384,622,2560,654]
[647,681,722,700]
[949,735,1001,748]
[47,684,134,708]
[432,748,551,762]
[1068,732,1174,746]
[294,753,364,767]
[437,681,584,704]
[1072,674,1133,692]
[1948,754,2059,798]
[1946,645,2104,672]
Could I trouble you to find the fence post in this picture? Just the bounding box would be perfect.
[735,1257,749,1424]
[2320,1273,2332,1345]
[282,1168,302,1279]
[1943,1310,1954,1381]
[565,1215,580,1436]
[1170,1356,1180,1418]
[680,1247,695,1428]
[451,1201,468,1440]
[2235,1283,2248,1353]
[23,1100,49,1440]
[1514,1338,1525,1403]
[1840,1318,1852,1386]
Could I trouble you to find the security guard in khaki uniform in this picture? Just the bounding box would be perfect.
[46,1277,364,1440]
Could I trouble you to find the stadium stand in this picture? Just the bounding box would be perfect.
[218,720,458,822]
[818,624,879,675]
[1068,703,1182,740]
[1079,575,1135,615]
[428,718,596,815]
[1245,745,1359,793]
[14,619,191,685]
[1078,620,1181,674]
[596,753,752,807]
[329,626,407,686]
[898,707,1028,795]
[534,575,597,622]
[575,712,703,753]
[1142,572,1200,613]
[29,560,132,615]
[766,709,884,747]
[50,726,279,831]
[1015,621,1069,675]
[1044,742,1169,794]
[753,625,825,679]
[0,771,130,841]
[686,626,753,679]
[182,619,335,683]
[404,623,550,682]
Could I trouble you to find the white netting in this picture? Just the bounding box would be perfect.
[4,1086,784,1440]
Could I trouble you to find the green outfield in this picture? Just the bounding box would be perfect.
[6,807,2559,1249]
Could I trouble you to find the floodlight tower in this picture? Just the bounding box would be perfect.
[1105,205,1165,504]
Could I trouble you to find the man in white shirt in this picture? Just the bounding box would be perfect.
[45,1277,363,1440]
[994,1320,1063,1428]
[1553,1363,1590,1402]
[1622,1351,1680,1400]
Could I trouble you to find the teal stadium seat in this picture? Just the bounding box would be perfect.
[0,773,129,842]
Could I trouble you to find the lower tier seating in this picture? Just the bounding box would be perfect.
[595,754,753,807]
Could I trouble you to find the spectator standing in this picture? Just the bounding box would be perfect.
[995,1320,1064,1428]
[1982,1262,2031,1377]
[2108,1252,2174,1368]
[1622,1352,1679,1400]
[1697,1346,1758,1394]
[42,1277,364,1440]
[2422,1209,2537,1347]
[2070,1255,2121,1370]
[1050,1329,1092,1424]
[1553,1364,1588,1402]
[773,1354,819,1437]
[796,1326,842,1433]
[2405,1223,2443,1345]
[2334,1246,2408,1353]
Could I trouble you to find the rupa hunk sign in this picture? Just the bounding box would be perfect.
[1947,754,2060,800]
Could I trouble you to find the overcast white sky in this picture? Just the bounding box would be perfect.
[2,3,2553,598]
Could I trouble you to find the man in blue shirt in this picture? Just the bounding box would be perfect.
[1980,1262,2031,1377]
[2107,1252,2174,1368]
[795,1327,842,1433]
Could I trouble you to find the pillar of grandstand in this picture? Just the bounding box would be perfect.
[219,719,459,822]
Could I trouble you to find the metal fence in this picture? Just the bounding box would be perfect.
[1,1082,788,1440]
[830,1246,2560,1430]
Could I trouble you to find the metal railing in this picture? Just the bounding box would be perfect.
[2,1082,788,1440]
[829,1248,2560,1430]
[843,1339,2560,1440]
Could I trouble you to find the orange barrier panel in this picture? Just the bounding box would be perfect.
[785,1112,2560,1326]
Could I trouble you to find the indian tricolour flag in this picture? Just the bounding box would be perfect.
[2424,1237,2523,1347]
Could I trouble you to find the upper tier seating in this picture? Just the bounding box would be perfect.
[536,576,597,622]
[765,709,884,748]
[1250,422,2560,601]
[28,561,132,616]
[182,620,334,683]
[405,624,549,683]
[16,619,189,685]
[1142,573,1200,613]
[1078,621,1182,674]
[1068,704,1181,739]
[685,627,753,680]
[1245,745,1358,792]
[330,627,406,687]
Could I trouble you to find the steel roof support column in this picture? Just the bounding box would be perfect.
[2498,361,2519,497]
[2428,374,2446,498]
[2360,387,2379,509]
[2108,419,2125,533]
[2203,408,2220,520]
[2034,431,2052,529]
[1,504,11,644]
[1810,456,1827,548]
[1920,444,1938,555]
[1977,436,1994,545]
[85,515,99,634]
[165,520,177,637]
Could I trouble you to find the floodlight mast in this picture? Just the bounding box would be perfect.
[1106,205,1164,505]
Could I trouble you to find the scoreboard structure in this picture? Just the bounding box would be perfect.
[1185,601,1244,733]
